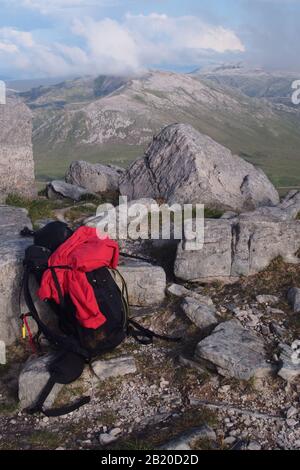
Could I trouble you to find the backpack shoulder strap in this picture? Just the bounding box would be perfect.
[128,318,182,345]
[28,378,90,417]
[109,268,130,329]
[26,355,90,417]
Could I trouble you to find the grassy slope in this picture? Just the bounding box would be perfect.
[35,143,142,181]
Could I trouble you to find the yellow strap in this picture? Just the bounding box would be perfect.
[109,268,130,327]
[22,323,26,339]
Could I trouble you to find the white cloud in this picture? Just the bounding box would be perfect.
[0,13,245,77]
[0,42,19,53]
[72,17,141,74]
[0,28,34,47]
[0,27,86,76]
[72,14,245,74]
[124,13,245,64]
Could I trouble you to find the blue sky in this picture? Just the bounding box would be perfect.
[0,0,299,79]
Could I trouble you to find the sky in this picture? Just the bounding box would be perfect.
[0,0,299,79]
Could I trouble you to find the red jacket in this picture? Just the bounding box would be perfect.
[38,226,119,329]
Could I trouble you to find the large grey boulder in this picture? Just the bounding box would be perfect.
[117,258,166,307]
[175,191,300,282]
[18,354,63,409]
[47,180,92,202]
[65,160,124,196]
[120,124,279,211]
[0,205,32,345]
[0,96,36,202]
[195,320,274,380]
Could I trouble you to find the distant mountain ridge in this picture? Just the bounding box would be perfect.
[192,63,300,109]
[21,69,300,188]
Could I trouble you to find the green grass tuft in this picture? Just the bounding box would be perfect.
[0,401,18,415]
[112,438,153,451]
[5,194,61,225]
[64,205,97,224]
[204,208,224,219]
[27,430,63,449]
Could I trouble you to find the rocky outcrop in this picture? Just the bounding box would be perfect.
[117,258,166,307]
[0,96,36,202]
[0,205,33,345]
[120,124,279,211]
[47,180,93,202]
[175,218,232,282]
[175,190,300,282]
[65,161,124,197]
[195,320,274,380]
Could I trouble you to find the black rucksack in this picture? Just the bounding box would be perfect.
[20,222,180,417]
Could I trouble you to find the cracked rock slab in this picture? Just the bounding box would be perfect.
[175,190,300,282]
[47,180,92,202]
[92,356,137,380]
[175,218,233,282]
[117,258,166,306]
[195,320,274,380]
[157,425,216,450]
[167,284,213,304]
[181,297,218,330]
